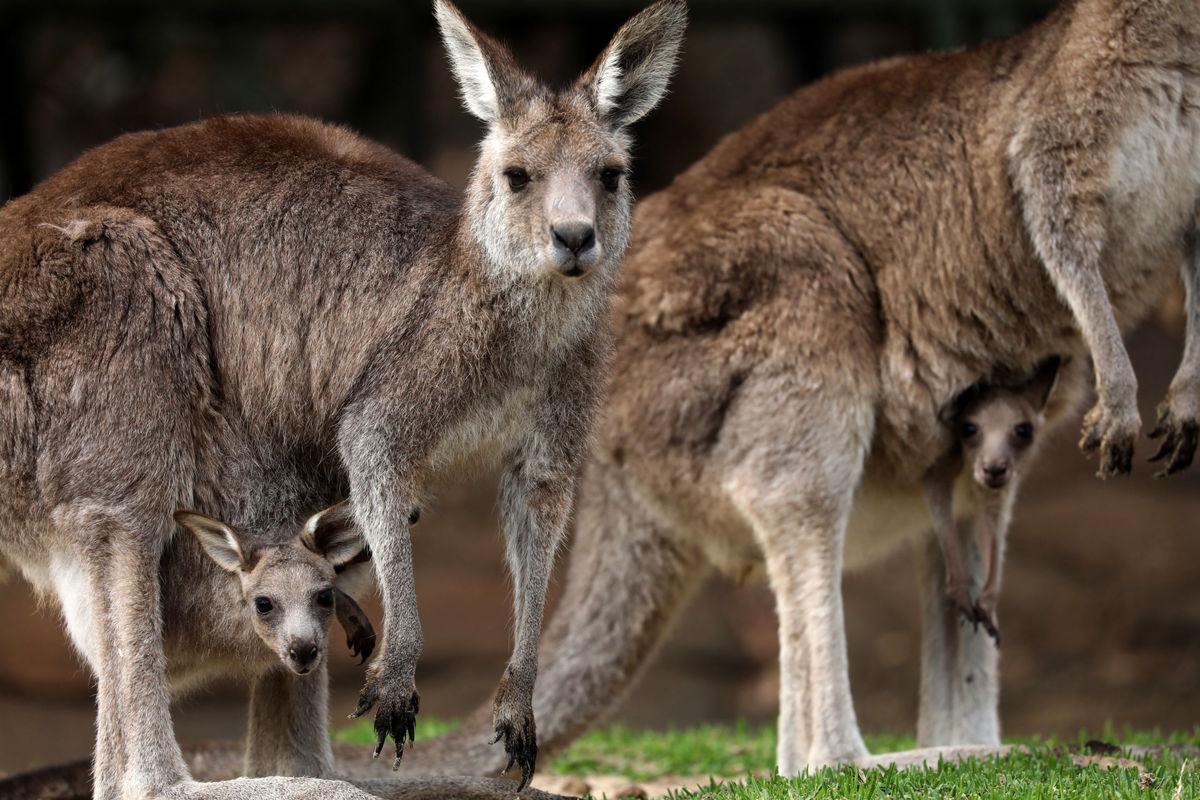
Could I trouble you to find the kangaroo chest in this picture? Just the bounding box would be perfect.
[1104,64,1200,314]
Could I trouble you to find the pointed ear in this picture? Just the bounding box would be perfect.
[582,0,687,128]
[435,0,533,124]
[1024,355,1062,410]
[174,510,249,573]
[938,385,977,428]
[301,501,366,569]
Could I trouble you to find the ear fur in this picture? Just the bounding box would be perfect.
[583,0,688,127]
[301,501,366,569]
[938,384,978,428]
[174,510,249,574]
[435,0,533,124]
[1024,355,1063,410]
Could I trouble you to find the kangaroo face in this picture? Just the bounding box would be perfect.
[174,502,365,676]
[438,0,685,285]
[473,101,632,282]
[958,392,1041,490]
[240,545,338,675]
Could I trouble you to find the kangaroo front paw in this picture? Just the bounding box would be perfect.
[491,714,537,790]
[1079,401,1139,478]
[351,673,419,769]
[1148,402,1199,477]
[334,589,376,664]
[491,670,537,790]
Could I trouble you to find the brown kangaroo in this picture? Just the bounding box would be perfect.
[0,0,685,797]
[390,0,1200,778]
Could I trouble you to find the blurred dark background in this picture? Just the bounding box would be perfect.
[3,0,1199,778]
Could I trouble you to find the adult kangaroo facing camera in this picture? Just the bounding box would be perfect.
[395,0,1200,778]
[0,1,685,797]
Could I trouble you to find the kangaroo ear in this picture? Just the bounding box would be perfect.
[301,501,366,569]
[174,511,249,573]
[582,0,687,128]
[1025,355,1062,409]
[435,0,535,124]
[938,384,977,428]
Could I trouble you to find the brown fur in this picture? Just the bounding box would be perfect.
[0,1,686,798]
[396,0,1200,777]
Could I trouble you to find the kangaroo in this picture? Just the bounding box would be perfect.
[923,357,1060,644]
[386,0,1200,779]
[0,0,685,797]
[169,502,373,778]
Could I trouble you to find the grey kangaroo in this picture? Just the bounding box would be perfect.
[385,0,1200,778]
[170,502,373,778]
[923,357,1060,644]
[0,0,685,797]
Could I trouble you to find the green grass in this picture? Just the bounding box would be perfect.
[333,719,1200,799]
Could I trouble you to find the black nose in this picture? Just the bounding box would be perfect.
[288,641,319,668]
[551,221,595,256]
[984,462,1008,478]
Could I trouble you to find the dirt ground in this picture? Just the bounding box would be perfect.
[0,326,1197,777]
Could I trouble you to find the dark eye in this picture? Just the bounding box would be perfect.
[316,589,334,608]
[503,167,530,192]
[961,422,978,439]
[1014,422,1034,440]
[600,167,626,192]
[254,597,274,615]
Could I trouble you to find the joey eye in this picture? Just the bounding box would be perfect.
[254,597,274,615]
[1014,422,1034,440]
[316,589,334,608]
[600,167,626,192]
[503,168,530,192]
[961,422,978,439]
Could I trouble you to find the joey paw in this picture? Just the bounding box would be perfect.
[346,629,376,664]
[944,585,974,624]
[971,605,1000,646]
[491,714,538,791]
[1148,403,1199,477]
[1079,401,1139,478]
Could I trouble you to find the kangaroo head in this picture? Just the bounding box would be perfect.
[174,502,365,676]
[436,0,686,283]
[953,357,1061,490]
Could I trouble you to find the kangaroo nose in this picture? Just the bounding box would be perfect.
[551,221,595,257]
[288,641,319,671]
[982,461,1010,487]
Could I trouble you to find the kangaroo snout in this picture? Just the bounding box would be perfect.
[550,219,597,275]
[286,638,321,674]
[979,460,1011,489]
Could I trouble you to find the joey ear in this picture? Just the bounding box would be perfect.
[1025,355,1062,410]
[938,384,977,428]
[301,501,366,568]
[582,0,687,128]
[174,510,249,573]
[435,0,534,124]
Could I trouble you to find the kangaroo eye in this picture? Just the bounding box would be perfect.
[503,167,530,192]
[961,422,978,439]
[600,167,626,192]
[254,597,274,615]
[1014,422,1034,440]
[316,589,334,608]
